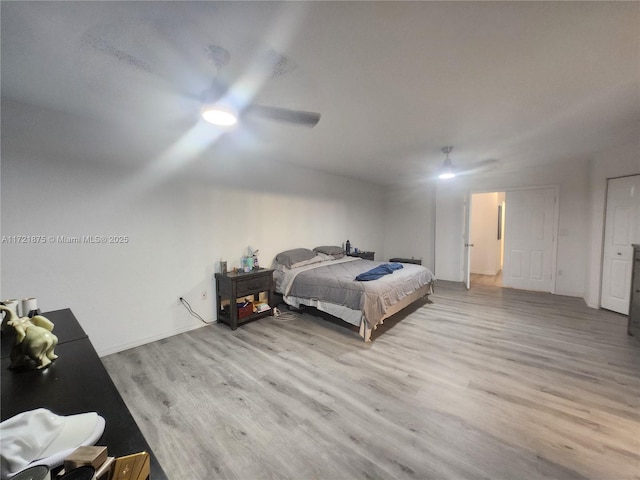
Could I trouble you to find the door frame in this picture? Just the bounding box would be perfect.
[599,174,640,312]
[463,192,472,289]
[462,185,560,293]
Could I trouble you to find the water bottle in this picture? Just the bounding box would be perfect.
[345,240,351,254]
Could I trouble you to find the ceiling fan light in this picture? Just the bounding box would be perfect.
[438,158,456,179]
[201,105,238,126]
[438,146,456,180]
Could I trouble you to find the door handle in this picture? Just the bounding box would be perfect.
[465,243,475,247]
[617,252,622,256]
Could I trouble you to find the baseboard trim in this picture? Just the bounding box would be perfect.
[96,321,215,357]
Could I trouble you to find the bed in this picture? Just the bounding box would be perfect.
[272,247,435,341]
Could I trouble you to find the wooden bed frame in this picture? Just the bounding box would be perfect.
[358,282,434,341]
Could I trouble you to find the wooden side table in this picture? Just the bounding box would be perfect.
[347,251,375,261]
[215,268,274,330]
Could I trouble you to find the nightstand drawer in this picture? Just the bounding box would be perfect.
[236,275,271,296]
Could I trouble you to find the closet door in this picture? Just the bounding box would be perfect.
[503,187,557,292]
[601,175,640,314]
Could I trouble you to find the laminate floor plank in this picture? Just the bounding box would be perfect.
[103,281,640,480]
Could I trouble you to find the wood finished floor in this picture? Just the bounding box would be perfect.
[102,281,640,480]
[470,271,503,287]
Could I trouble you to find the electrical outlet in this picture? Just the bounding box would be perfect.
[201,291,207,300]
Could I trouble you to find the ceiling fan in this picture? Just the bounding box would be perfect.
[437,146,500,179]
[199,45,321,128]
[81,33,321,129]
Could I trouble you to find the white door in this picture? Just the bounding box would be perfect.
[503,187,557,292]
[463,193,472,289]
[601,175,640,314]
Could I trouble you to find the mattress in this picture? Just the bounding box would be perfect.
[275,257,435,330]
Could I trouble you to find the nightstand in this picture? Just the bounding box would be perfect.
[348,251,375,261]
[389,257,422,265]
[214,268,274,330]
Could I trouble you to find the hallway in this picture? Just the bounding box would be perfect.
[470,270,503,287]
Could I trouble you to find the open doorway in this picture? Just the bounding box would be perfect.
[469,192,505,287]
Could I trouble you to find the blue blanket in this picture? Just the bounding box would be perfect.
[355,263,404,281]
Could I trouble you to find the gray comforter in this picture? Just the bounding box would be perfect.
[279,258,434,328]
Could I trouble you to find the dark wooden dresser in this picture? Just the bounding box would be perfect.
[1,309,168,479]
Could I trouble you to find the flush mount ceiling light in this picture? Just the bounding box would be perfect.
[438,146,456,180]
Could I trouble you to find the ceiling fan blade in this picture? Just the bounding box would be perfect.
[458,158,501,176]
[245,105,321,128]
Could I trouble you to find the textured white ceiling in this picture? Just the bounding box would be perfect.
[2,1,638,185]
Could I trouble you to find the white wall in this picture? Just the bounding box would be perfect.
[434,182,463,280]
[584,139,640,308]
[462,160,588,297]
[1,104,385,356]
[470,192,501,275]
[383,185,435,269]
[387,157,590,298]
